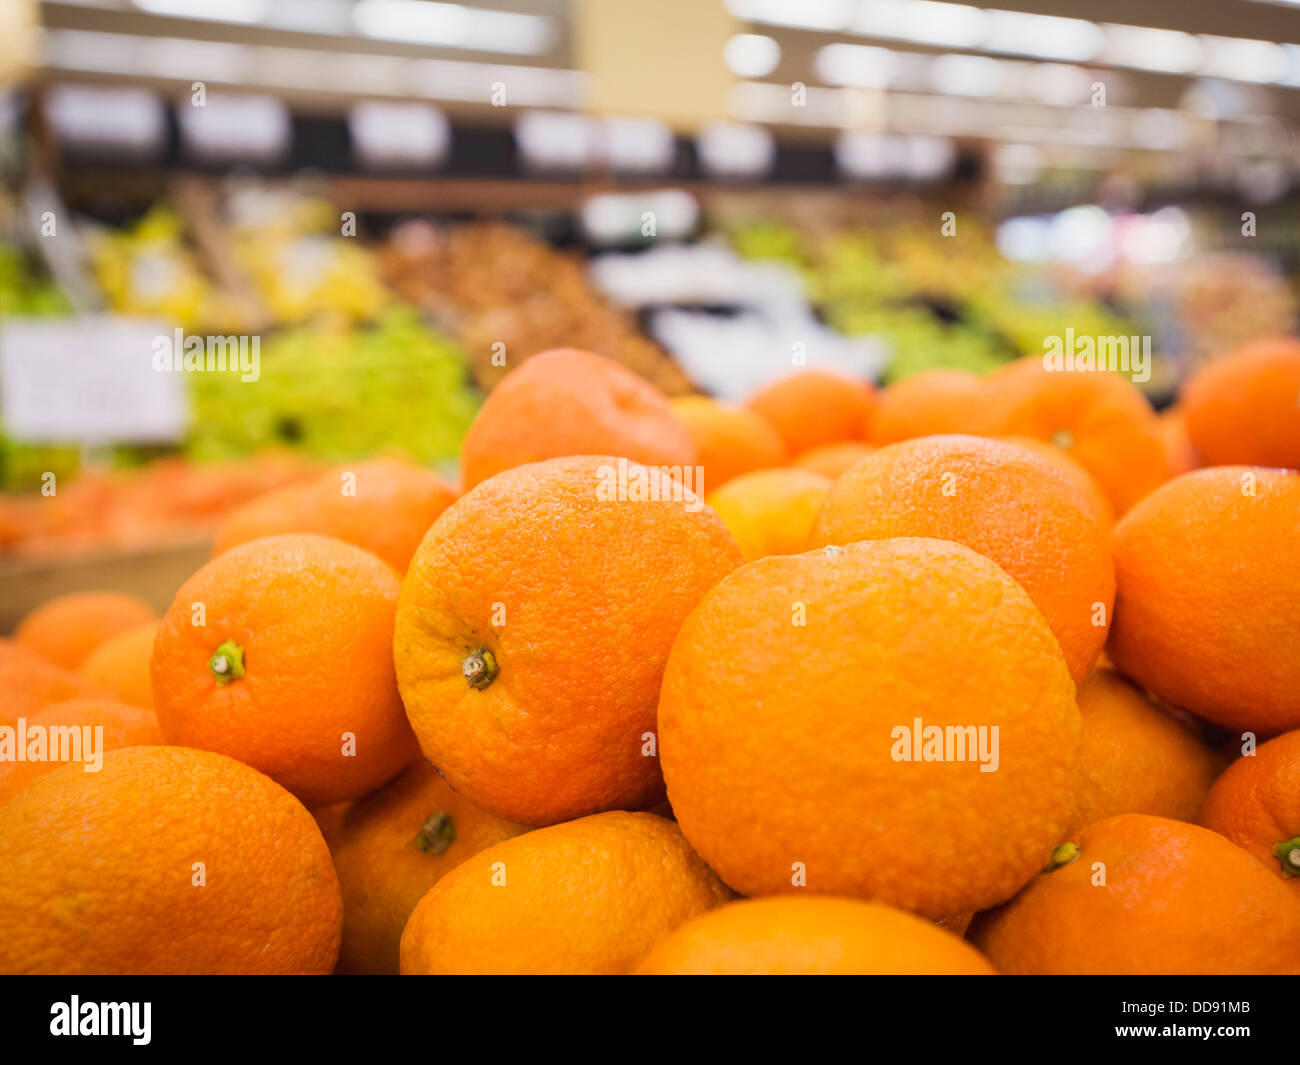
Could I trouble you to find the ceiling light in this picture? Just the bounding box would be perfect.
[353,0,554,56]
[133,0,267,23]
[1101,24,1201,74]
[930,53,1007,97]
[984,9,1103,62]
[724,34,782,78]
[850,0,988,49]
[1198,35,1288,84]
[696,122,775,178]
[724,0,856,32]
[815,43,900,88]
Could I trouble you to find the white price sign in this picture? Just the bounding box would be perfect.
[0,316,188,444]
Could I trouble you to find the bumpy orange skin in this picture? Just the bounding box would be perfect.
[811,435,1114,683]
[328,760,530,974]
[79,621,157,709]
[1200,729,1300,894]
[212,457,458,574]
[668,396,787,489]
[998,434,1114,532]
[872,369,990,444]
[1066,669,1223,836]
[15,591,157,671]
[790,442,875,480]
[706,468,832,562]
[0,639,105,724]
[634,896,996,975]
[0,746,342,974]
[394,457,742,826]
[0,698,163,805]
[984,357,1171,515]
[1158,406,1199,476]
[1108,466,1300,735]
[460,348,697,491]
[1181,336,1300,470]
[969,814,1300,975]
[152,534,418,806]
[659,538,1081,918]
[399,811,730,975]
[744,369,876,454]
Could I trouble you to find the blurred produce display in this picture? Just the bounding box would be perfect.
[729,219,1141,385]
[87,205,253,332]
[0,243,70,316]
[378,220,693,395]
[185,307,479,470]
[0,451,319,557]
[224,188,393,328]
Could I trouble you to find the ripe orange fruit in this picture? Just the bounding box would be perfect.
[1108,466,1300,735]
[969,814,1300,974]
[1067,669,1223,835]
[706,467,833,562]
[999,434,1114,531]
[78,620,157,709]
[810,435,1114,683]
[399,811,730,975]
[1181,336,1300,470]
[790,441,874,480]
[15,591,157,671]
[459,348,697,491]
[668,395,786,489]
[1158,406,1199,476]
[0,746,342,974]
[0,639,105,723]
[871,368,990,444]
[984,357,1171,514]
[329,760,530,974]
[659,538,1081,918]
[394,456,741,825]
[152,533,418,806]
[0,697,162,806]
[212,457,458,574]
[633,896,996,975]
[1199,729,1300,893]
[744,369,876,454]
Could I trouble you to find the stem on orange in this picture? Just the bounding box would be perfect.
[462,648,498,690]
[208,639,245,686]
[413,811,456,855]
[1045,842,1081,872]
[1274,836,1300,878]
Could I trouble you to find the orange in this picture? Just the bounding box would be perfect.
[810,435,1114,683]
[1066,669,1223,835]
[1158,406,1199,476]
[15,590,157,671]
[459,348,697,491]
[668,395,786,489]
[0,746,342,974]
[152,533,418,806]
[399,811,730,975]
[969,814,1300,974]
[0,697,162,806]
[329,760,530,974]
[1200,729,1300,893]
[394,456,741,825]
[212,457,458,574]
[706,467,832,562]
[659,538,1081,918]
[790,441,874,480]
[871,368,990,444]
[984,357,1171,514]
[1181,336,1300,470]
[0,639,105,723]
[79,620,157,709]
[1108,466,1300,735]
[744,369,876,454]
[999,434,1115,531]
[633,896,996,975]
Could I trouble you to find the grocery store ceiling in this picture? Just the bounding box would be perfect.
[25,0,1300,163]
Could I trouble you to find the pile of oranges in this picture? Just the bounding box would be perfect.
[1,338,1298,975]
